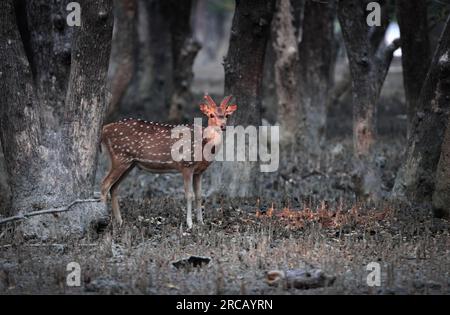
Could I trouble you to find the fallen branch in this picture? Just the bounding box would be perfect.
[0,198,102,225]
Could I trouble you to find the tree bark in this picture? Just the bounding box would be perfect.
[329,1,389,111]
[0,0,113,239]
[0,0,45,211]
[396,0,431,137]
[211,0,275,197]
[262,31,277,123]
[163,0,201,123]
[393,15,450,204]
[338,0,400,200]
[105,0,136,121]
[23,0,74,126]
[433,114,450,219]
[298,0,336,163]
[0,141,11,215]
[271,0,302,158]
[64,0,115,198]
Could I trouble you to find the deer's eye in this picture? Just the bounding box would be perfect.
[209,114,215,118]
[225,114,230,118]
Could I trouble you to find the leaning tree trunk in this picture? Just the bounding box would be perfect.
[0,0,113,239]
[211,0,275,197]
[393,15,450,205]
[164,0,201,123]
[271,0,302,159]
[368,0,389,53]
[396,0,431,137]
[338,0,400,201]
[192,0,229,65]
[298,0,336,164]
[105,0,136,121]
[429,8,447,59]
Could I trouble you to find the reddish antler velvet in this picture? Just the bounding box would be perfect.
[204,95,217,109]
[220,95,233,111]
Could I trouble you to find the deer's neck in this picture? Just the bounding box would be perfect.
[204,126,223,148]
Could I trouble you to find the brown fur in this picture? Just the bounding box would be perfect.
[100,95,237,228]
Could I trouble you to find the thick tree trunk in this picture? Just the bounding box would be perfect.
[433,115,450,219]
[210,0,275,197]
[271,0,301,157]
[23,0,74,126]
[164,0,201,123]
[396,0,431,136]
[298,0,336,163]
[393,16,450,204]
[0,0,113,239]
[1,0,42,210]
[329,2,388,111]
[338,0,400,200]
[106,0,136,121]
[0,141,10,215]
[64,0,114,197]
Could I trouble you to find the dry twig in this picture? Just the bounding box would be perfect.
[0,199,101,225]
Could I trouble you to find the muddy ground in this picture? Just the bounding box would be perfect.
[0,63,449,295]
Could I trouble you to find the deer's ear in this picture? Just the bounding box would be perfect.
[200,104,210,115]
[226,104,237,114]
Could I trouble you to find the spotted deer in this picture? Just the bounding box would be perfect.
[100,95,237,228]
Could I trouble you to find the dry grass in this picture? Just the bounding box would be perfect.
[1,134,448,295]
[0,196,449,295]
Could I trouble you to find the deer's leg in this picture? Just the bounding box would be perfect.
[108,164,134,227]
[100,162,133,224]
[182,168,194,229]
[101,164,127,201]
[193,173,203,224]
[109,183,123,227]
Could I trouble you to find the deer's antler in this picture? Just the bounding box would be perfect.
[220,95,233,110]
[204,95,217,109]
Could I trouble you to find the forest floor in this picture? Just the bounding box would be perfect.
[0,136,449,295]
[1,65,449,294]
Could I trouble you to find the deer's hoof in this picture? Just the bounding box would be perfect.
[114,218,123,228]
